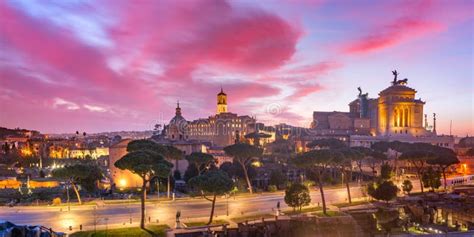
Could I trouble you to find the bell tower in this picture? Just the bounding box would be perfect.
[217,88,227,114]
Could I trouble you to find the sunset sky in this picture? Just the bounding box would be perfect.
[0,0,472,135]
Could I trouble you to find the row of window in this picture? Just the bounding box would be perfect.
[189,123,244,130]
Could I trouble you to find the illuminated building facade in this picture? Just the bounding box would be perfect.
[375,81,427,136]
[187,89,256,147]
[108,139,143,188]
[311,72,436,137]
[217,88,228,114]
[301,71,455,151]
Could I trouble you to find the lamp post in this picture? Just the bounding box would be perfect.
[156,179,160,200]
[66,182,70,211]
[93,206,97,234]
[276,201,281,216]
[226,194,229,216]
[128,195,132,224]
[105,217,109,237]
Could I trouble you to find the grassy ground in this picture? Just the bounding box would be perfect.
[283,206,322,215]
[312,211,344,217]
[231,213,275,223]
[332,200,373,208]
[407,226,427,234]
[69,225,169,237]
[184,220,228,227]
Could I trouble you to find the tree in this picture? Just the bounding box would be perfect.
[368,181,398,203]
[422,167,441,192]
[185,152,215,175]
[427,148,459,191]
[173,170,181,180]
[52,164,103,205]
[284,183,311,212]
[402,180,413,195]
[79,166,103,193]
[351,146,372,180]
[399,149,436,193]
[306,138,346,150]
[188,170,233,225]
[380,163,394,181]
[267,139,293,161]
[2,142,10,154]
[269,169,287,189]
[184,164,199,182]
[115,141,172,229]
[126,140,180,197]
[366,151,387,179]
[293,149,340,215]
[224,143,262,194]
[163,146,183,198]
[336,147,363,203]
[219,162,234,176]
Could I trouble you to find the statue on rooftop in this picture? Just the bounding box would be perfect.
[392,70,399,85]
[357,87,368,97]
[391,70,408,85]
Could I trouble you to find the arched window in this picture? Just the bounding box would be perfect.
[394,109,398,127]
[404,108,409,127]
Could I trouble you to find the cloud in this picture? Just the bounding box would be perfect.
[284,61,342,75]
[84,104,107,113]
[287,83,323,100]
[341,18,443,54]
[53,98,79,110]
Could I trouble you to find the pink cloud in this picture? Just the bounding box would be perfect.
[287,83,323,101]
[284,61,343,76]
[111,0,301,79]
[342,18,443,54]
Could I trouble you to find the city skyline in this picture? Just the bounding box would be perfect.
[0,0,473,135]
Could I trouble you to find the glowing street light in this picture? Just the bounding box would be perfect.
[119,178,127,188]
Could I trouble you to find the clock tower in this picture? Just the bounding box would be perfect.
[217,88,227,114]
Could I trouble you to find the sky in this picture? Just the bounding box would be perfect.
[0,0,473,135]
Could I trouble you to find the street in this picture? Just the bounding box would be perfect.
[0,185,364,233]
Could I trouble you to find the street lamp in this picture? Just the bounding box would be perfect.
[92,206,99,234]
[276,201,281,216]
[105,217,109,237]
[66,182,70,211]
[128,195,132,224]
[156,179,160,200]
[226,193,229,216]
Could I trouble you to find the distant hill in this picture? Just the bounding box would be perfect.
[0,127,40,139]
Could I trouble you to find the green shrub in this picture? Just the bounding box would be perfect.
[268,185,277,192]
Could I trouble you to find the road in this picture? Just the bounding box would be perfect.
[0,185,364,233]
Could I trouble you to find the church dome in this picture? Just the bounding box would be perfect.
[169,102,188,126]
[169,114,187,125]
